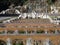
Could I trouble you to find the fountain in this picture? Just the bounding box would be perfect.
[45,38,50,45]
[7,38,11,45]
[31,11,36,18]
[26,38,32,45]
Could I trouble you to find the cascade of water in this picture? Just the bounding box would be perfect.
[7,38,11,45]
[15,10,20,14]
[22,13,27,19]
[31,11,36,18]
[45,38,50,45]
[26,38,32,45]
[0,11,5,14]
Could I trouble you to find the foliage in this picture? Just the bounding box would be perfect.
[0,0,28,12]
[47,0,56,5]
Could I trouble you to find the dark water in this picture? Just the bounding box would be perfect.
[0,14,19,17]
